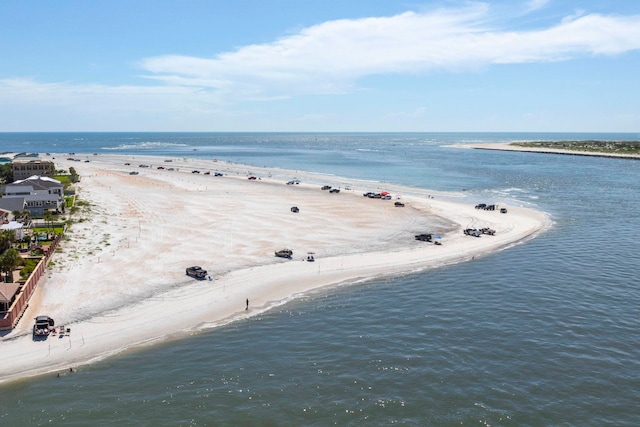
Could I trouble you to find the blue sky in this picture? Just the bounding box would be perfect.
[1,0,639,132]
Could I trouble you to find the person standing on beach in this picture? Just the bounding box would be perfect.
[246,298,249,310]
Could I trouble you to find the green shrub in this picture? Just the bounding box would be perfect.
[20,258,41,279]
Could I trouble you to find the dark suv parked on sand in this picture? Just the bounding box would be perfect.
[186,266,208,279]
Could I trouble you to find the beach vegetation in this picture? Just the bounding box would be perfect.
[69,198,92,218]
[75,199,91,208]
[511,140,640,155]
[68,167,80,183]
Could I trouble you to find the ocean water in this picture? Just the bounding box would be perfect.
[0,132,639,426]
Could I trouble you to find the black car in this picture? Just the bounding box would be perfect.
[186,266,208,279]
[33,315,55,338]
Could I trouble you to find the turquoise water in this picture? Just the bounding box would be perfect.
[0,133,639,426]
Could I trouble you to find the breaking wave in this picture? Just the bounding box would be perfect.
[102,141,189,150]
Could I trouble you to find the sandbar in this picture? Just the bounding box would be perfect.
[450,142,640,159]
[0,153,549,384]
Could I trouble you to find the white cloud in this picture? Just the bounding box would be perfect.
[2,2,640,130]
[0,78,230,131]
[524,0,550,13]
[137,4,640,100]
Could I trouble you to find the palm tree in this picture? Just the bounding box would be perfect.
[0,248,22,283]
[0,229,16,252]
[44,211,54,235]
[20,235,31,251]
[11,209,30,224]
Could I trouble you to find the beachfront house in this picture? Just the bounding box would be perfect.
[11,158,55,180]
[1,176,65,217]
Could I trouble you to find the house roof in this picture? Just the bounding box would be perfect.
[12,176,61,190]
[12,153,40,160]
[0,221,23,231]
[0,197,26,212]
[0,282,20,304]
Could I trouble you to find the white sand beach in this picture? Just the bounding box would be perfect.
[0,154,549,383]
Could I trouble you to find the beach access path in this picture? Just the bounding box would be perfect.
[0,153,549,383]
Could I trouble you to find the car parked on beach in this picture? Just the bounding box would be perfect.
[33,315,55,338]
[186,266,207,279]
[214,172,223,176]
[321,185,332,190]
[275,249,293,259]
[415,233,432,242]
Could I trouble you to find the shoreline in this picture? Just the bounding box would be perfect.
[449,142,640,159]
[0,153,550,384]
